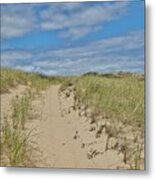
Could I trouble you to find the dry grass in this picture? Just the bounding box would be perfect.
[0,67,64,94]
[1,89,35,167]
[74,72,144,128]
[11,90,33,130]
[0,68,144,169]
[60,72,144,169]
[1,118,33,166]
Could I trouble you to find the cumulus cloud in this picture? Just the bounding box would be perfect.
[1,30,144,75]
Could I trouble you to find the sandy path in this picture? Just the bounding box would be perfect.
[34,85,95,168]
[33,85,127,169]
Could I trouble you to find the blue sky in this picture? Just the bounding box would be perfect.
[1,1,144,75]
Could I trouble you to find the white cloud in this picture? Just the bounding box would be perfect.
[1,30,144,75]
[1,50,33,62]
[60,26,102,39]
[1,2,129,40]
[40,1,129,38]
[1,4,37,39]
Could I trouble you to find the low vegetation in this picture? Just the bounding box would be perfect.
[74,72,144,128]
[0,67,64,94]
[11,90,33,130]
[0,68,144,169]
[61,72,144,169]
[0,67,65,166]
[1,117,33,166]
[1,89,34,166]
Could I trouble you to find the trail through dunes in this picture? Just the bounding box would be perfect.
[31,85,128,169]
[0,69,144,169]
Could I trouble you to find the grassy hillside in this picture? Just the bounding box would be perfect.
[61,72,144,129]
[0,68,64,94]
[60,72,144,169]
[74,72,144,128]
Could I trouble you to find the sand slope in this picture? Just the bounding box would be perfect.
[0,84,129,169]
[32,85,127,169]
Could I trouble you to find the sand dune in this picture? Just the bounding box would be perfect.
[1,83,143,169]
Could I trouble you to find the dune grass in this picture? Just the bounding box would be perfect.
[0,67,64,94]
[0,68,144,168]
[1,89,34,166]
[73,73,144,128]
[1,68,29,93]
[1,118,33,166]
[60,72,144,169]
[12,90,33,130]
[1,68,144,128]
[0,67,64,166]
